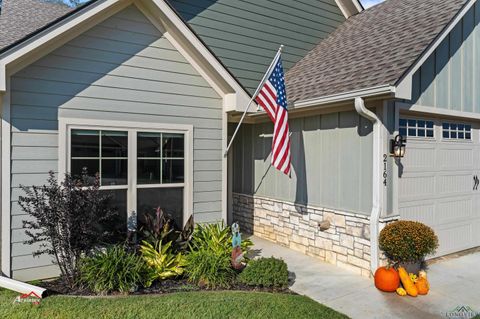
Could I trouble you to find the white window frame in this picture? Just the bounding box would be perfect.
[441,121,473,142]
[59,118,194,228]
[399,117,435,139]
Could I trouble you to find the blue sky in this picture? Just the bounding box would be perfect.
[63,0,385,9]
[361,0,385,8]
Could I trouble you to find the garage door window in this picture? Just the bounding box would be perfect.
[399,119,434,138]
[442,123,471,140]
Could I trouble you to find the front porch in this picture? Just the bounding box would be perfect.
[252,236,480,319]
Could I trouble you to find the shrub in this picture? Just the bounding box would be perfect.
[185,222,253,288]
[140,240,187,281]
[238,257,289,288]
[190,222,253,257]
[379,220,439,263]
[139,207,194,252]
[184,248,235,288]
[18,171,118,289]
[80,245,151,294]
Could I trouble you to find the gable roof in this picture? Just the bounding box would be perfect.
[0,0,362,99]
[286,0,469,104]
[0,0,73,51]
[163,0,350,95]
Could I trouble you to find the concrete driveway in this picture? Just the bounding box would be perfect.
[251,236,480,319]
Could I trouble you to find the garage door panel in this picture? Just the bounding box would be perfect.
[399,174,435,201]
[399,116,480,258]
[400,145,435,171]
[438,147,473,170]
[435,223,473,256]
[437,173,473,194]
[436,196,472,224]
[399,202,435,226]
[474,219,480,244]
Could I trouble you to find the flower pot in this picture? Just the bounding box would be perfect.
[399,260,424,275]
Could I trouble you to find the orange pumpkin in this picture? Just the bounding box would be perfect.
[374,266,400,292]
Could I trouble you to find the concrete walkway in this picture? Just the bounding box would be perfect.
[251,236,480,319]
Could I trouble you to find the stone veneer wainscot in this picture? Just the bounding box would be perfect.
[233,193,395,277]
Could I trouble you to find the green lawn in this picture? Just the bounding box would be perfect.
[0,288,348,319]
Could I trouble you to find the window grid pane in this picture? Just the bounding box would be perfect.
[71,129,128,186]
[399,119,434,138]
[137,132,185,185]
[442,122,472,140]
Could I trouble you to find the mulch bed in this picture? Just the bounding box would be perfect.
[41,278,294,297]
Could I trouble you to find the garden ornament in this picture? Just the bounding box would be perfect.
[231,222,245,270]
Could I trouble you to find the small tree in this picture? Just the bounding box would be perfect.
[19,171,118,288]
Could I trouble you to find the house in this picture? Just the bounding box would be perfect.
[0,0,476,281]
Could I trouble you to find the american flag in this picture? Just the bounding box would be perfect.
[255,56,291,176]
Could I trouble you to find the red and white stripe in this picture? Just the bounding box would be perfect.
[255,81,291,176]
[256,81,278,122]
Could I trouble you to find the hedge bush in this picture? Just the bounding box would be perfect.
[238,257,289,288]
[80,245,151,294]
[185,248,235,288]
[379,220,439,263]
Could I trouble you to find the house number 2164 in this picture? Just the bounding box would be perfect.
[383,154,388,186]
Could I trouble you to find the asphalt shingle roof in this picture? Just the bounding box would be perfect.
[0,0,72,51]
[0,0,470,104]
[286,0,469,103]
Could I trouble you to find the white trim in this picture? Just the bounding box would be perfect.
[354,97,382,275]
[58,117,194,227]
[392,103,400,216]
[335,0,363,18]
[395,0,476,100]
[293,85,395,109]
[397,101,480,121]
[1,79,10,276]
[221,104,228,223]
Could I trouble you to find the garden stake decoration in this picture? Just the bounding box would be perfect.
[231,223,245,270]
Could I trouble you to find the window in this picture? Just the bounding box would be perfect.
[137,132,185,224]
[137,132,184,185]
[442,122,472,140]
[71,130,128,185]
[399,118,434,138]
[67,124,191,232]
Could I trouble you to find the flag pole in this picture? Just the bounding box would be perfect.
[224,45,284,157]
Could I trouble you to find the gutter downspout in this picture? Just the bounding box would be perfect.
[354,97,381,274]
[0,276,46,297]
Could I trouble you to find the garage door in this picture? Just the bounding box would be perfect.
[398,117,480,257]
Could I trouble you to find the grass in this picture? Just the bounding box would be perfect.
[0,288,348,319]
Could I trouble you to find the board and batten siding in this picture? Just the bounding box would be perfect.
[233,111,373,215]
[412,2,480,113]
[9,5,223,280]
[169,0,345,94]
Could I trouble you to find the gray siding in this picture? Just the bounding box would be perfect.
[9,5,223,279]
[412,3,480,112]
[233,111,373,215]
[169,0,345,94]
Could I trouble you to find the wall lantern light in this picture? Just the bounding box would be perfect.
[390,135,406,158]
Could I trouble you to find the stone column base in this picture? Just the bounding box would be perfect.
[233,193,396,277]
